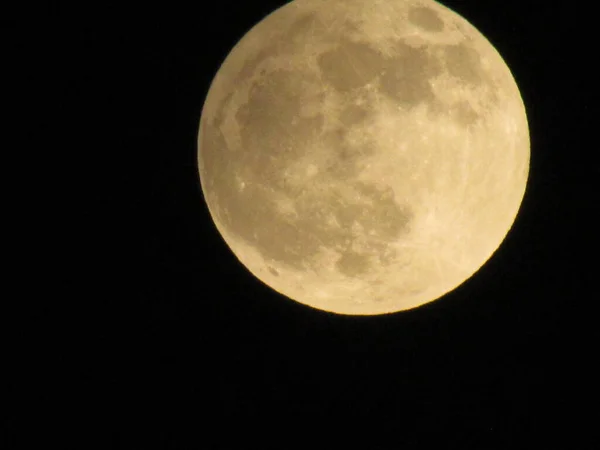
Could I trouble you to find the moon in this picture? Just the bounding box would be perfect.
[197,0,529,315]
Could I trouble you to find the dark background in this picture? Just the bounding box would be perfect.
[10,0,596,448]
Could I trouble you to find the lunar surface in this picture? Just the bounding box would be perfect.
[197,0,530,315]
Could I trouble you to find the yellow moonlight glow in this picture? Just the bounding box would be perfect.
[197,0,530,315]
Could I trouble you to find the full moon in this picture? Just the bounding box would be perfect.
[197,0,529,315]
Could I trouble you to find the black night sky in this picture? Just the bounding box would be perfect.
[13,1,596,448]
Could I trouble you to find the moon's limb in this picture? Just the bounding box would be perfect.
[198,0,529,315]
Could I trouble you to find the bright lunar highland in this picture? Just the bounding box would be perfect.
[198,0,530,315]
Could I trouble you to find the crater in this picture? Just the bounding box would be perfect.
[336,250,371,277]
[378,247,397,266]
[378,42,442,108]
[450,100,480,126]
[286,12,323,41]
[353,182,412,240]
[212,91,234,130]
[429,99,481,127]
[235,69,324,174]
[443,43,484,85]
[234,46,275,89]
[317,40,386,92]
[408,6,445,32]
[199,123,230,195]
[339,103,370,127]
[321,129,376,180]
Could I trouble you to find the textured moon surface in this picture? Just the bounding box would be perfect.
[198,0,530,315]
